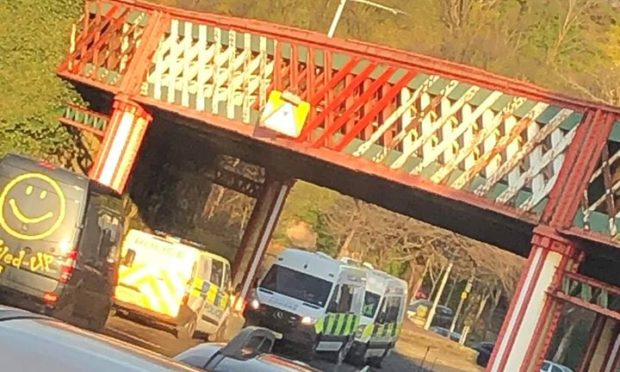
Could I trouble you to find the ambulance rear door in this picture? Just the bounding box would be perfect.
[115,230,197,318]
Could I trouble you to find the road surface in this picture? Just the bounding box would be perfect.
[104,315,426,371]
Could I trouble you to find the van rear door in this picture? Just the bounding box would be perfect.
[116,231,197,318]
[0,162,85,296]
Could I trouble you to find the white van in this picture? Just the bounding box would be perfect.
[348,267,408,367]
[243,249,367,364]
[114,229,232,340]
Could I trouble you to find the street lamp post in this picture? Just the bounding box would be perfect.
[424,246,460,331]
[327,0,408,38]
[424,260,453,330]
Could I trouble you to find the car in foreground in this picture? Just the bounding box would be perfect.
[175,326,322,371]
[0,305,198,371]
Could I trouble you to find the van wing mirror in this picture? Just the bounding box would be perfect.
[123,249,136,267]
[377,311,387,323]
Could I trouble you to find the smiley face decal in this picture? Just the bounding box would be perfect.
[0,173,66,241]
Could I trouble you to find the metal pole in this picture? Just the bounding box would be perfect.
[449,292,466,334]
[424,261,453,330]
[449,275,473,333]
[418,346,432,371]
[327,0,348,38]
[444,276,457,306]
[327,0,407,39]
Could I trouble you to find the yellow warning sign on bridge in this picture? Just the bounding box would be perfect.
[259,90,310,138]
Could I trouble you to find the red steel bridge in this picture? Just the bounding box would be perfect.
[57,1,620,370]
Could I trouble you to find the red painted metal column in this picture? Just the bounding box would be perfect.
[231,175,294,301]
[583,318,620,372]
[89,95,152,193]
[487,108,615,371]
[487,226,581,372]
[579,315,616,372]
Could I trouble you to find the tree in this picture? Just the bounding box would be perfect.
[0,0,82,159]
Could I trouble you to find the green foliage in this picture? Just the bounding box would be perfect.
[0,0,81,158]
[171,0,620,101]
[279,182,339,226]
[386,260,408,278]
[314,212,338,256]
[273,181,339,244]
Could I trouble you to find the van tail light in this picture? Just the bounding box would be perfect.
[37,161,57,170]
[59,249,78,284]
[43,292,58,304]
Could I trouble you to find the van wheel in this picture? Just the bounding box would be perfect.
[212,317,228,342]
[176,314,197,340]
[367,355,385,368]
[335,336,354,365]
[73,304,110,332]
[367,348,388,368]
[345,342,368,366]
[85,310,110,332]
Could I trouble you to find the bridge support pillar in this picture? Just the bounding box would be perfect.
[89,95,152,193]
[579,316,620,372]
[232,175,293,301]
[488,226,581,372]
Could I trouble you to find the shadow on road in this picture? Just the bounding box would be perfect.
[102,326,166,352]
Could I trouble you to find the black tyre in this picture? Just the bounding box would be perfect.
[212,317,228,342]
[335,336,354,365]
[176,313,197,340]
[367,354,385,368]
[367,345,390,368]
[85,309,110,332]
[69,302,110,332]
[345,342,368,366]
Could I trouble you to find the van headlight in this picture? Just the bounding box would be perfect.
[355,324,365,338]
[301,316,316,325]
[250,299,260,310]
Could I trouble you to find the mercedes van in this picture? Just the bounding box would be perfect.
[348,267,408,367]
[243,248,367,364]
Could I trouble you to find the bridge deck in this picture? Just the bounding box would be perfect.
[58,0,620,249]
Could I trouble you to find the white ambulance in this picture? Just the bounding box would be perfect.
[113,229,232,340]
[348,266,408,367]
[243,249,367,364]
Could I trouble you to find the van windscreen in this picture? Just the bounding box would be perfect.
[260,265,332,307]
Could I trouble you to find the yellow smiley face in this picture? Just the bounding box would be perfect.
[0,173,66,241]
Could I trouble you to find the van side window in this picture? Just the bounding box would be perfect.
[211,260,224,287]
[79,198,102,260]
[84,191,123,261]
[201,259,212,279]
[327,284,354,313]
[222,263,230,289]
[327,285,340,312]
[97,212,122,261]
[383,296,401,323]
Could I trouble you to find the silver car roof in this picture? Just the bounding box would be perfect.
[0,306,199,372]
